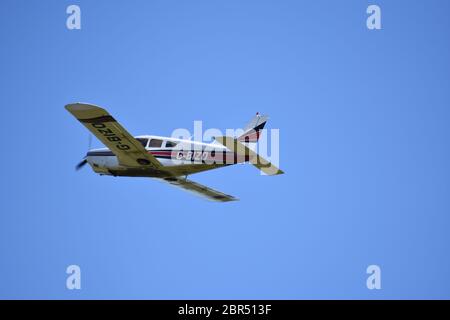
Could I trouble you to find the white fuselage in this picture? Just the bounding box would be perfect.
[85,135,247,178]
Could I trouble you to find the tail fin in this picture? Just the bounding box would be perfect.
[237,113,269,143]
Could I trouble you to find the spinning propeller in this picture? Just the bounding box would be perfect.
[75,134,92,171]
[75,158,88,171]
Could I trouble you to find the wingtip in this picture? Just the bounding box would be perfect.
[264,169,284,176]
[65,102,105,112]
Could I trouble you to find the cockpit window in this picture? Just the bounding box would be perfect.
[148,139,163,148]
[165,140,178,148]
[136,138,149,148]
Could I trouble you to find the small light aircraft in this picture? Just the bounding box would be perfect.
[66,103,283,202]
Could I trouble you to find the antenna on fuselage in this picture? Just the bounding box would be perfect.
[88,134,92,150]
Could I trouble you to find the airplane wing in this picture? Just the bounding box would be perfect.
[160,177,237,202]
[65,103,162,169]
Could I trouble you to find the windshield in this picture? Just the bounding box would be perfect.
[135,138,149,148]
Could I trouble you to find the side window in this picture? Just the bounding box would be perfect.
[165,140,178,148]
[149,139,163,148]
[136,138,149,148]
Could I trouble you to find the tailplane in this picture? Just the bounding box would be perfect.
[215,136,284,176]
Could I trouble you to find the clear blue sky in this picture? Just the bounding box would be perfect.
[1,0,449,299]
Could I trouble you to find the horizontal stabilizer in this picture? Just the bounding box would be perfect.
[215,136,284,175]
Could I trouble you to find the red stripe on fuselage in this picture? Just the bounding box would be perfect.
[148,150,249,164]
